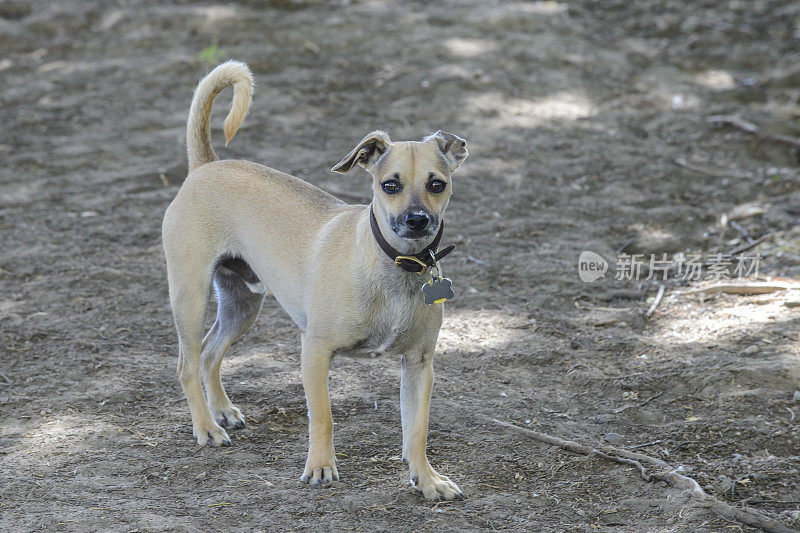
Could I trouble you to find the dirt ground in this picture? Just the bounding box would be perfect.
[1,0,800,531]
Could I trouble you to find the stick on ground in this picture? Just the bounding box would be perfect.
[645,285,665,319]
[729,220,755,245]
[686,281,798,296]
[673,157,751,179]
[724,233,771,256]
[480,415,798,533]
[708,115,800,150]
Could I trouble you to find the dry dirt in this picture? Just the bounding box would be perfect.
[1,0,800,531]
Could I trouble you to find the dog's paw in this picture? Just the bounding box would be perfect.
[300,453,339,485]
[211,404,246,430]
[193,423,231,447]
[411,466,463,501]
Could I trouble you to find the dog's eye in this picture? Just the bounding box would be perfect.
[427,180,447,194]
[381,179,402,194]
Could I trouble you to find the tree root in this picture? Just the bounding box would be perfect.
[480,416,798,533]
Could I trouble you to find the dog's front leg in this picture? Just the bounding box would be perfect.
[299,334,339,485]
[401,350,463,500]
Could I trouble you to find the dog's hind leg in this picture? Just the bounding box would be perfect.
[201,258,266,430]
[168,257,232,447]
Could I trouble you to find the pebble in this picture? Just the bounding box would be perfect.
[604,432,625,445]
[793,391,800,403]
[743,344,759,355]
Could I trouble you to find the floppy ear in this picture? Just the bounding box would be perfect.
[331,130,392,173]
[425,130,468,172]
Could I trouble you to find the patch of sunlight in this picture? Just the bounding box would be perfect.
[439,308,530,353]
[213,347,292,372]
[693,70,736,90]
[652,297,794,347]
[10,416,119,462]
[443,38,497,58]
[468,91,598,129]
[0,299,24,319]
[513,1,567,14]
[198,5,237,22]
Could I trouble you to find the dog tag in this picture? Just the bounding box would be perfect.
[422,276,455,305]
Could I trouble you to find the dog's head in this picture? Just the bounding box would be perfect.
[332,130,468,249]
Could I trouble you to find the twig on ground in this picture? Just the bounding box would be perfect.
[708,115,800,150]
[645,285,666,319]
[616,237,636,254]
[480,415,797,533]
[686,281,798,296]
[674,157,751,179]
[724,233,771,257]
[631,439,663,450]
[615,391,664,414]
[729,220,755,245]
[0,369,11,384]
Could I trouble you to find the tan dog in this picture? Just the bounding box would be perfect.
[162,61,468,500]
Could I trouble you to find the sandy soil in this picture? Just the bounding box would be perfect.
[1,0,799,531]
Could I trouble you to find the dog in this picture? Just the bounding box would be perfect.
[162,61,468,501]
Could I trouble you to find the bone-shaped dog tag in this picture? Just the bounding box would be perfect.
[422,276,455,305]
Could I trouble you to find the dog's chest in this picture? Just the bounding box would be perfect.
[347,274,427,356]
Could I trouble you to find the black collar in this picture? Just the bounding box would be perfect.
[369,207,455,273]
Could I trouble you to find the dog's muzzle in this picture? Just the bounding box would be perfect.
[369,207,455,274]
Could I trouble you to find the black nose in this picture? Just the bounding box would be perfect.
[404,212,431,231]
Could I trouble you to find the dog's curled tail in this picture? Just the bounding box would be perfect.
[186,60,254,172]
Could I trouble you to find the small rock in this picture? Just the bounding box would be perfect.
[743,344,759,355]
[604,432,625,445]
[303,40,321,54]
[792,391,800,403]
[195,471,207,480]
[596,414,617,423]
